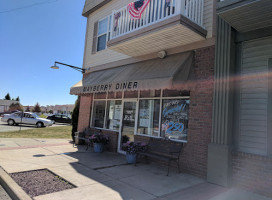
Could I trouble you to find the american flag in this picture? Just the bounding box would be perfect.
[127,0,151,19]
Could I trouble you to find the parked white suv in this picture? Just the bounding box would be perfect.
[1,112,53,128]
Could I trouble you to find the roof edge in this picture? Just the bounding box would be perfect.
[82,0,112,17]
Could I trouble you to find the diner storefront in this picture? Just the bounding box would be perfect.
[89,90,189,153]
[71,47,215,178]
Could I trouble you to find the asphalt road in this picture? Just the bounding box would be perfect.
[0,117,69,132]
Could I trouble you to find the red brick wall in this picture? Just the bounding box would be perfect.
[88,127,119,152]
[180,46,214,178]
[134,135,150,144]
[232,152,272,197]
[78,95,93,132]
[102,130,119,152]
[135,46,215,178]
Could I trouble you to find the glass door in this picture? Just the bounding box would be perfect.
[118,101,137,153]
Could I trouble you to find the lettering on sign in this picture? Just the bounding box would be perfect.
[83,81,138,93]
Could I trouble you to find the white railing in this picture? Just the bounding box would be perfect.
[110,0,204,40]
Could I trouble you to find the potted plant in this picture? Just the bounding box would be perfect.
[122,141,147,164]
[90,132,109,153]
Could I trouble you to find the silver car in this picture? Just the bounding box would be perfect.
[1,112,53,128]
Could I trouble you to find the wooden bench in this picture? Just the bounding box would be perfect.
[74,128,95,150]
[137,138,184,176]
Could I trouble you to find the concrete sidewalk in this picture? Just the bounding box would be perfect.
[0,138,271,200]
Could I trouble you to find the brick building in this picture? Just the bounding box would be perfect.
[71,0,216,178]
[70,0,271,197]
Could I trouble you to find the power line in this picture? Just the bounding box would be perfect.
[0,0,59,14]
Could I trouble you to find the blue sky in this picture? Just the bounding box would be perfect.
[0,0,86,106]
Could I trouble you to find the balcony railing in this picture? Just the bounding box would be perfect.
[110,0,204,40]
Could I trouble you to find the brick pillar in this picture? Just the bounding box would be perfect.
[180,46,215,178]
[77,95,93,132]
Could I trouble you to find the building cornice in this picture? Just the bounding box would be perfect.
[82,0,112,17]
[85,37,215,74]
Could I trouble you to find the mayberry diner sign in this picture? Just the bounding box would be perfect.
[70,77,173,95]
[83,81,138,92]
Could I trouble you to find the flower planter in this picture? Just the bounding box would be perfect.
[93,143,104,153]
[126,153,137,164]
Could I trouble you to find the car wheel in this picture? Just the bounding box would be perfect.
[8,119,15,126]
[52,120,55,124]
[36,122,43,128]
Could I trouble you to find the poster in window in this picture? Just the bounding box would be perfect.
[109,104,114,120]
[123,110,135,122]
[139,108,149,127]
[114,105,121,120]
[161,99,189,140]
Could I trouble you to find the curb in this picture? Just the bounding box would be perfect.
[0,167,32,200]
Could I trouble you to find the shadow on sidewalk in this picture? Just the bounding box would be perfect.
[61,145,229,200]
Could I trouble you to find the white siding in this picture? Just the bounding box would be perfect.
[83,0,215,69]
[239,37,272,156]
[203,0,214,38]
[84,0,132,69]
[0,106,4,112]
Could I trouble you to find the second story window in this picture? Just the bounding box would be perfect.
[96,16,111,52]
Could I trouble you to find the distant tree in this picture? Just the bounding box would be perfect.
[12,98,15,101]
[4,93,11,100]
[49,110,53,114]
[9,103,23,112]
[16,96,20,101]
[32,103,41,113]
[25,106,31,112]
[71,97,80,142]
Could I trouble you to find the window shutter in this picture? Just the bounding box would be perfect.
[92,21,98,54]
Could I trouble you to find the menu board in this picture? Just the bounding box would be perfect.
[161,99,189,140]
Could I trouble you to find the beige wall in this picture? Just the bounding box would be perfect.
[83,0,215,69]
[0,100,20,112]
[83,0,106,15]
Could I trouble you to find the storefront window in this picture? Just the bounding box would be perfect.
[92,101,106,128]
[90,90,190,142]
[137,100,160,137]
[106,100,122,130]
[161,99,189,141]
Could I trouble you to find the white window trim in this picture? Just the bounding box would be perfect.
[97,15,112,52]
